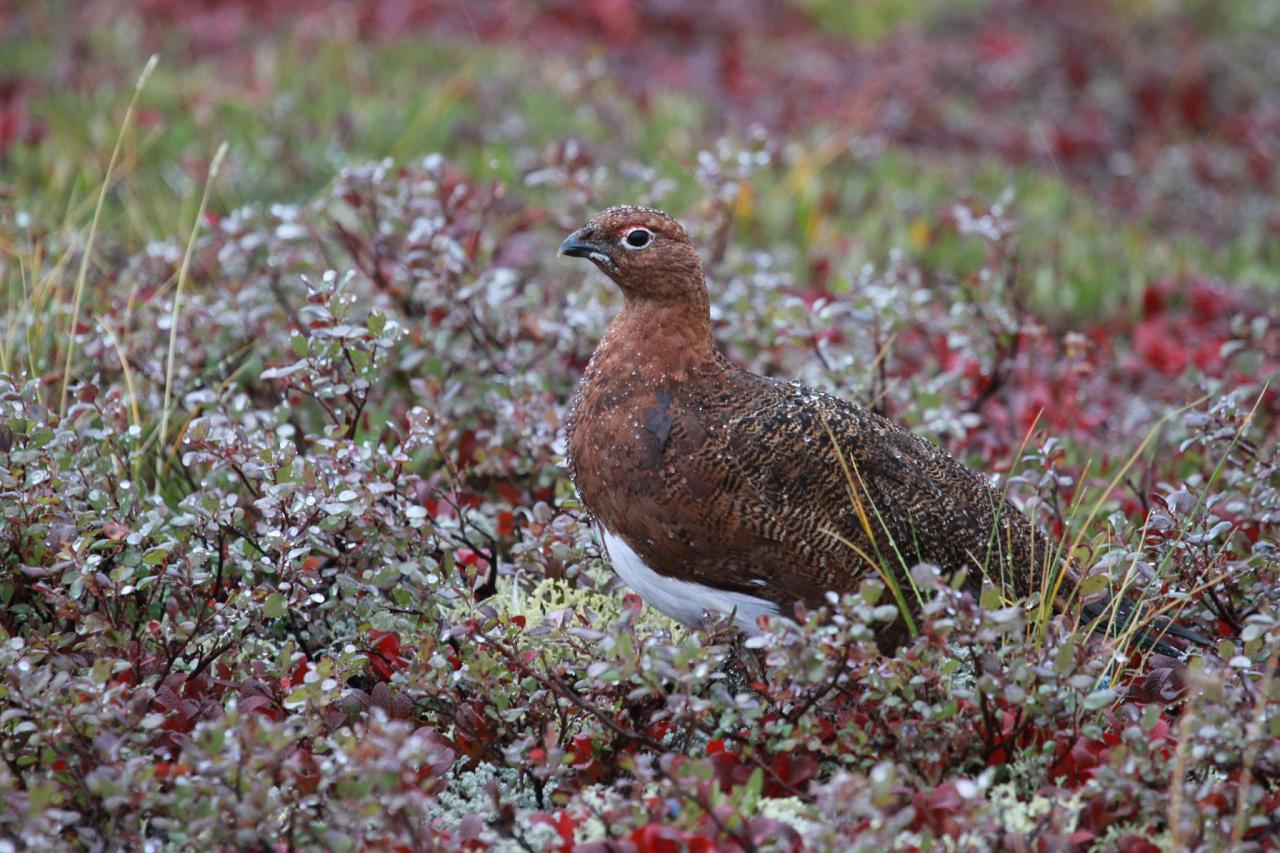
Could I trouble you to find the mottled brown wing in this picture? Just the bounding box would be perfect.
[678,377,1043,607]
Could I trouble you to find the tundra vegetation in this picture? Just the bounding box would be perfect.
[1,1,1278,849]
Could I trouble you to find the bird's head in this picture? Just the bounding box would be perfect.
[558,206,705,302]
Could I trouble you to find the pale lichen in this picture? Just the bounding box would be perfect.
[484,567,685,636]
[986,749,1085,837]
[759,795,824,840]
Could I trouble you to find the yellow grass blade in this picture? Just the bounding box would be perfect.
[156,141,228,485]
[59,55,158,416]
[820,415,919,637]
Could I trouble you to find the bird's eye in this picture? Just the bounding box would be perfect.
[622,228,653,249]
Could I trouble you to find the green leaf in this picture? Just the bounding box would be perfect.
[1079,574,1109,599]
[92,657,115,684]
[264,593,288,619]
[1083,688,1117,711]
[1054,642,1076,675]
[739,767,764,812]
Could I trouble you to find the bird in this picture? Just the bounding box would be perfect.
[559,205,1205,655]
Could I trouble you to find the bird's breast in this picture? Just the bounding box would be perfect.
[568,369,724,545]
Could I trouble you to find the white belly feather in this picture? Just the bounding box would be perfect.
[600,528,779,635]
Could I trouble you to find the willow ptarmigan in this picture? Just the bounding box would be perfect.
[560,205,1199,653]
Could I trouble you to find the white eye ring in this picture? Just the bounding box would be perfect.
[621,227,653,250]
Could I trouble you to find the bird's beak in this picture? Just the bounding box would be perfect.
[558,228,605,259]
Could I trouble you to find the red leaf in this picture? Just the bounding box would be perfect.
[769,751,818,794]
[621,592,644,618]
[368,630,408,680]
[1133,319,1187,375]
[497,510,516,537]
[570,735,594,766]
[532,811,579,852]
[630,823,686,853]
[283,657,309,689]
[240,693,280,720]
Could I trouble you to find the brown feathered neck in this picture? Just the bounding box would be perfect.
[609,284,717,371]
